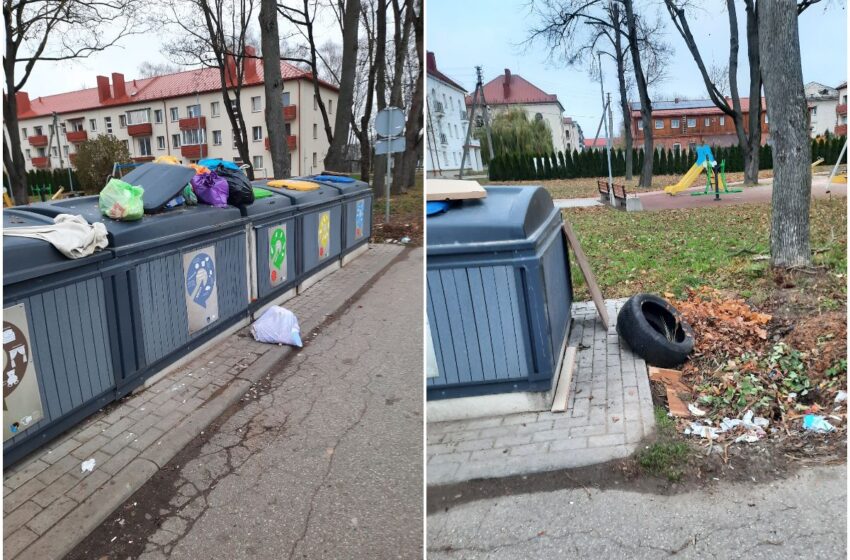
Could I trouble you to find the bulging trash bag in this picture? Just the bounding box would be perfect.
[191,172,229,208]
[99,178,144,221]
[183,184,198,205]
[214,166,255,206]
[250,306,303,347]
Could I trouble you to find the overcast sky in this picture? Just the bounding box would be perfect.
[427,0,847,139]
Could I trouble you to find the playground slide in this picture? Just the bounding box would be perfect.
[664,163,704,195]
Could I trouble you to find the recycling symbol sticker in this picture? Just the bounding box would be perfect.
[186,252,216,308]
[269,224,287,285]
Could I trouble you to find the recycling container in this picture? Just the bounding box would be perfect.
[304,175,373,257]
[426,186,572,399]
[3,209,116,464]
[253,181,344,286]
[236,192,299,312]
[26,197,249,395]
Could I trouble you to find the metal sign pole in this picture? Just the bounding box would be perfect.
[386,136,391,224]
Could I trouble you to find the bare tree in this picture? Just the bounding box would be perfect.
[163,0,258,178]
[622,0,654,186]
[395,0,421,190]
[664,0,763,186]
[760,0,812,267]
[323,0,360,171]
[260,0,290,178]
[3,0,145,203]
[351,0,379,182]
[138,61,181,78]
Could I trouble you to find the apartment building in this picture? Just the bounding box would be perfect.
[836,82,847,137]
[14,48,339,178]
[562,117,584,153]
[425,52,483,174]
[630,98,769,151]
[805,81,840,137]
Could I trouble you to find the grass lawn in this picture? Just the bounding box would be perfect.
[564,198,847,306]
[482,170,776,200]
[371,171,423,244]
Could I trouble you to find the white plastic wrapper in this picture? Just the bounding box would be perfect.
[251,306,303,347]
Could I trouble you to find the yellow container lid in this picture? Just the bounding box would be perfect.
[266,179,320,191]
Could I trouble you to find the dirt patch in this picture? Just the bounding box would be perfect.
[371,214,422,245]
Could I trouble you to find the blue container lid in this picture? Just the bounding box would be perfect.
[303,175,371,198]
[251,180,342,209]
[25,196,244,255]
[427,186,557,248]
[3,208,111,285]
[311,174,355,183]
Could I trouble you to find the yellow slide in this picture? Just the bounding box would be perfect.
[664,163,704,195]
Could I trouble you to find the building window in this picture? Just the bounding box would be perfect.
[156,136,166,150]
[252,126,263,141]
[671,118,680,128]
[688,142,696,152]
[122,140,130,152]
[138,137,152,156]
[213,130,222,145]
[187,104,201,118]
[126,108,150,125]
[182,129,205,145]
[313,123,318,139]
[22,127,28,137]
[535,112,543,121]
[654,119,663,129]
[251,96,261,112]
[48,124,54,135]
[172,134,181,148]
[170,107,179,121]
[843,94,847,104]
[51,146,58,156]
[313,94,317,110]
[118,115,126,128]
[672,143,681,151]
[281,92,291,106]
[89,119,97,131]
[687,118,696,128]
[25,149,31,159]
[211,102,220,117]
[253,155,263,170]
[328,99,333,113]
[312,152,317,167]
[719,116,725,127]
[154,109,163,124]
[811,106,818,116]
[704,117,710,127]
[285,123,291,136]
[60,123,67,134]
[637,120,643,130]
[63,145,69,156]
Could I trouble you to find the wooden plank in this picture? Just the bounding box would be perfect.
[426,179,487,201]
[562,221,609,330]
[647,366,691,417]
[550,346,578,413]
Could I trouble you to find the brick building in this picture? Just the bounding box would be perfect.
[13,48,339,178]
[630,98,769,151]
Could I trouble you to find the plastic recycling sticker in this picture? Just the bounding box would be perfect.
[269,223,288,286]
[3,304,44,442]
[183,246,219,334]
[355,200,365,239]
[318,211,331,259]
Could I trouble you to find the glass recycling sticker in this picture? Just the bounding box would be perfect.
[269,223,288,286]
[183,246,219,334]
[3,304,43,442]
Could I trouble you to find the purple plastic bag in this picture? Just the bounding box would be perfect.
[191,172,229,208]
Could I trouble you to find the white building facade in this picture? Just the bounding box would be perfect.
[562,117,585,153]
[805,81,839,137]
[425,52,483,175]
[14,52,339,179]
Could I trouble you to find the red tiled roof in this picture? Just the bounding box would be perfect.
[426,52,467,92]
[465,69,561,108]
[17,60,335,120]
[629,97,766,118]
[585,138,608,148]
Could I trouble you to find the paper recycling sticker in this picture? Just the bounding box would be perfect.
[355,200,366,239]
[318,211,331,259]
[269,223,288,286]
[4,304,44,442]
[183,246,219,334]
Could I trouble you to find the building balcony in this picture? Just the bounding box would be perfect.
[460,110,469,121]
[283,105,297,121]
[132,156,155,163]
[837,103,847,116]
[66,130,88,143]
[433,101,445,117]
[179,116,206,131]
[439,133,448,145]
[181,144,208,159]
[32,156,50,168]
[836,124,847,136]
[28,135,48,147]
[264,135,298,151]
[127,123,153,137]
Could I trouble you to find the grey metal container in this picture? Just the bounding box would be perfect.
[26,197,249,396]
[3,209,116,464]
[253,181,344,282]
[304,176,373,255]
[426,186,572,399]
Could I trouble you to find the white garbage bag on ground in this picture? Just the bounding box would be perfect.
[251,306,303,347]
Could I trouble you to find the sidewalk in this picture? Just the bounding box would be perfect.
[3,244,405,560]
[426,299,655,486]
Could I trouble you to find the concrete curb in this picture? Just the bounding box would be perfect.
[15,245,406,560]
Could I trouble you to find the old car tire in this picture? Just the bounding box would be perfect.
[616,294,695,368]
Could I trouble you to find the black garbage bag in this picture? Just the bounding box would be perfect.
[214,166,255,206]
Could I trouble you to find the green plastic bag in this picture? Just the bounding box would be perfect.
[99,178,144,221]
[253,187,274,199]
[183,184,198,205]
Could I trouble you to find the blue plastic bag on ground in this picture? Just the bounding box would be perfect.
[191,172,229,208]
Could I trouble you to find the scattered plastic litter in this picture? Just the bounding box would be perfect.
[687,403,707,417]
[81,458,96,473]
[835,391,847,404]
[684,410,769,443]
[802,414,835,433]
[400,236,411,244]
[251,306,303,347]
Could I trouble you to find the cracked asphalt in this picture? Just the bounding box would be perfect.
[427,464,846,559]
[71,248,423,559]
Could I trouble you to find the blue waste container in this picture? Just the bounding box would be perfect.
[26,197,249,395]
[3,209,116,464]
[253,181,344,287]
[305,175,372,257]
[426,186,572,399]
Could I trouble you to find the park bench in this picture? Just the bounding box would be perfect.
[597,180,610,202]
[611,183,628,207]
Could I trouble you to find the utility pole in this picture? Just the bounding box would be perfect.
[459,66,493,179]
[598,52,614,206]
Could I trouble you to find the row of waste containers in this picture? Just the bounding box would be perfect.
[3,174,373,465]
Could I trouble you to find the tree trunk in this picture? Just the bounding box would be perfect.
[324,0,361,171]
[612,4,632,181]
[744,0,762,185]
[372,0,388,193]
[259,0,290,178]
[759,0,811,268]
[3,91,28,204]
[399,1,422,190]
[623,0,653,187]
